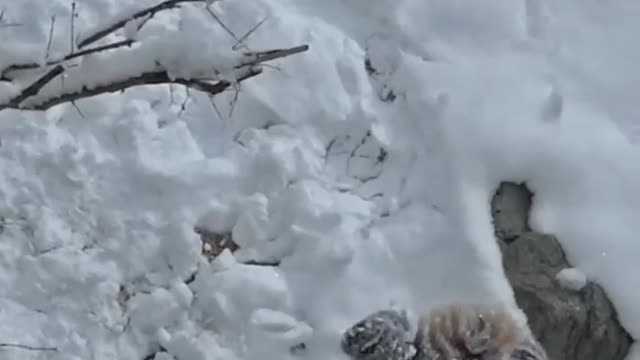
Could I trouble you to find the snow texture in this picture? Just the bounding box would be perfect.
[1,0,640,359]
[555,267,588,291]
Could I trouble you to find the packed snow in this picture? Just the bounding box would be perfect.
[1,0,640,359]
[555,267,588,291]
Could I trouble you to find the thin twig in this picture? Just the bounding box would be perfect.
[71,100,86,118]
[20,67,262,111]
[169,84,176,104]
[0,343,58,352]
[208,94,224,123]
[0,22,22,28]
[135,13,153,32]
[233,16,268,51]
[2,40,134,78]
[70,0,77,53]
[45,16,56,60]
[228,83,240,117]
[177,86,191,117]
[205,5,239,42]
[238,45,309,68]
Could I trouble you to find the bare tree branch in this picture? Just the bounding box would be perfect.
[77,0,207,49]
[2,40,134,79]
[240,45,309,67]
[19,66,262,111]
[0,0,310,114]
[0,65,65,111]
[1,44,308,111]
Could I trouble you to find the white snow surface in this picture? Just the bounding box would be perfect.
[556,267,588,291]
[1,0,640,359]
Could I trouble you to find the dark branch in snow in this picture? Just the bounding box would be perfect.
[0,0,310,113]
[205,5,240,43]
[25,67,262,111]
[45,15,56,61]
[77,0,208,49]
[0,65,65,111]
[240,45,309,67]
[143,346,168,360]
[243,259,281,266]
[70,0,77,53]
[233,16,269,51]
[177,86,192,118]
[0,44,308,111]
[2,40,134,79]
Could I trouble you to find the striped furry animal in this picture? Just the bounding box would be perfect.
[413,303,548,360]
[341,303,548,360]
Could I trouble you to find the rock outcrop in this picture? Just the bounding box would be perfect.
[491,182,633,360]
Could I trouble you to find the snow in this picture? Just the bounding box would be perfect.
[1,0,640,360]
[555,267,588,291]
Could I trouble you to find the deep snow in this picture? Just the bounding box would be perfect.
[1,0,640,359]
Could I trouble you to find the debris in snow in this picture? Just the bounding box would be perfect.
[540,84,563,123]
[556,267,588,291]
[341,309,414,360]
[196,228,239,261]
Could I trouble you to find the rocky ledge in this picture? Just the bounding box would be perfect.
[491,182,633,360]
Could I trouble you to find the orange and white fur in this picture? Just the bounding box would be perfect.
[413,303,549,360]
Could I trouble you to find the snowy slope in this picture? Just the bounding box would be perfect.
[1,0,639,359]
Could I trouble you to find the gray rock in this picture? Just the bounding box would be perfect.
[341,309,415,360]
[491,182,633,360]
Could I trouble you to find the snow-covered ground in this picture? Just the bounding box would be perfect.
[1,0,640,359]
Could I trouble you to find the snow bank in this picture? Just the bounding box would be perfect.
[1,0,640,359]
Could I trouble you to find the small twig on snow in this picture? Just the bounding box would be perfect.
[228,82,241,117]
[70,100,86,119]
[232,16,268,51]
[2,40,134,79]
[208,94,225,122]
[0,343,58,352]
[70,0,77,53]
[239,45,309,68]
[45,15,56,61]
[19,66,262,111]
[177,86,191,118]
[205,5,239,43]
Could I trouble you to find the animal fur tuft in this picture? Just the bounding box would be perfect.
[413,303,548,360]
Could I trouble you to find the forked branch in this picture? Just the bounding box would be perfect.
[0,0,310,113]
